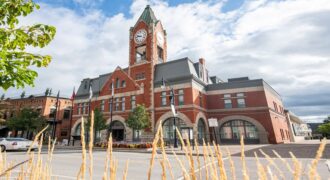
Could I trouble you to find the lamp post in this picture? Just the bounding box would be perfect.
[161,77,178,148]
[109,81,114,137]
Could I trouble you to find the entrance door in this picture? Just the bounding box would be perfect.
[110,121,125,142]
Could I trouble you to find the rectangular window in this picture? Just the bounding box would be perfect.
[100,100,105,111]
[78,103,81,115]
[280,129,284,140]
[115,98,120,111]
[161,91,167,106]
[131,96,136,109]
[237,98,246,108]
[224,94,231,98]
[109,98,113,112]
[273,102,278,112]
[224,99,232,109]
[121,97,125,111]
[199,92,202,107]
[178,89,184,105]
[236,93,244,97]
[85,103,89,114]
[63,109,70,119]
[135,73,145,80]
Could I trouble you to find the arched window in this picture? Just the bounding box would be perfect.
[75,123,81,136]
[116,78,120,88]
[121,80,126,88]
[197,118,206,143]
[220,120,259,143]
[162,117,189,143]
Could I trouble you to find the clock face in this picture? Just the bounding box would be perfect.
[157,32,164,45]
[134,29,147,44]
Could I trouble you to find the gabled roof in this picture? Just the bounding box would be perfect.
[137,5,158,25]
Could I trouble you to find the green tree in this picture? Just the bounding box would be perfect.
[324,116,330,123]
[126,104,150,141]
[20,91,25,98]
[0,0,56,90]
[86,108,107,142]
[317,122,330,136]
[6,107,47,139]
[44,88,49,96]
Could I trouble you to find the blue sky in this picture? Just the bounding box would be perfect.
[35,0,245,16]
[2,0,330,122]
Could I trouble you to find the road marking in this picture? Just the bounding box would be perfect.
[326,160,330,172]
[176,157,228,180]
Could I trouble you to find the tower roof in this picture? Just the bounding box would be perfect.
[137,5,158,25]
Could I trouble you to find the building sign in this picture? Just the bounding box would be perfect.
[208,118,218,127]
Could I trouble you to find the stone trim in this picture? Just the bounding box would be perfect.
[206,86,264,95]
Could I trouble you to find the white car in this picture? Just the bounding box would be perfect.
[0,138,38,152]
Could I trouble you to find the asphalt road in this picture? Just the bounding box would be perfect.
[4,148,330,179]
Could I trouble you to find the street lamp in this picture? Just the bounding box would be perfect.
[109,80,114,136]
[161,77,178,148]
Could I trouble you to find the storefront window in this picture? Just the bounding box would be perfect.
[220,120,259,140]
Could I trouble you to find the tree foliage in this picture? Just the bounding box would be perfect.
[6,107,47,138]
[0,0,56,90]
[86,108,107,141]
[126,104,150,132]
[317,122,330,135]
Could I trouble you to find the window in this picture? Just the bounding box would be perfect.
[85,103,89,114]
[161,91,167,106]
[280,129,285,140]
[237,93,244,97]
[199,92,202,107]
[224,94,231,98]
[121,80,126,88]
[116,78,120,88]
[115,98,120,111]
[135,45,146,63]
[78,103,81,114]
[121,97,125,111]
[237,98,246,108]
[273,102,278,112]
[131,96,136,109]
[157,46,163,62]
[100,100,105,111]
[49,108,56,118]
[135,73,145,80]
[178,89,184,105]
[224,99,232,109]
[63,109,70,119]
[133,129,141,141]
[109,98,113,112]
[220,120,259,140]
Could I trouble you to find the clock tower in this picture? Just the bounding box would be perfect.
[128,5,167,132]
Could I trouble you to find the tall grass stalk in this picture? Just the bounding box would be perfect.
[309,138,326,180]
[202,140,210,180]
[194,139,202,180]
[225,147,236,180]
[240,136,249,180]
[89,111,94,180]
[172,150,190,180]
[259,149,284,179]
[289,152,302,180]
[122,159,129,180]
[147,121,161,180]
[159,123,174,180]
[254,152,267,180]
[77,116,87,179]
[214,143,227,180]
[207,142,218,180]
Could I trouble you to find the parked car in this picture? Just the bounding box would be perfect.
[0,138,38,152]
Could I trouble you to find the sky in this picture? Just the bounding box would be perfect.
[1,0,330,123]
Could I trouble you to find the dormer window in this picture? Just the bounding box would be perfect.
[136,45,146,63]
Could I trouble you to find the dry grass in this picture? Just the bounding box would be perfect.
[0,115,328,180]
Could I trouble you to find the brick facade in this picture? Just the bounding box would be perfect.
[72,6,290,144]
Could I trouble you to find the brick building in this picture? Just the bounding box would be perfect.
[1,95,73,141]
[72,5,290,144]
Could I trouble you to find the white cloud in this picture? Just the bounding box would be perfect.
[1,0,330,122]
